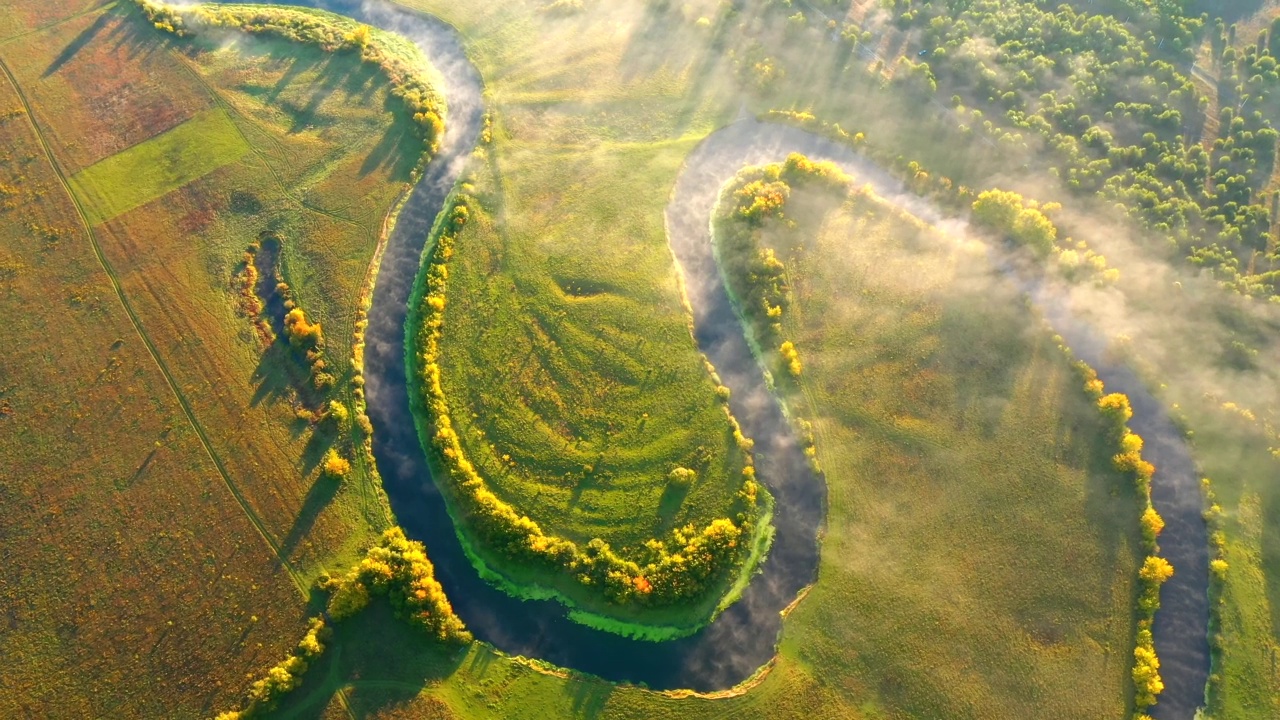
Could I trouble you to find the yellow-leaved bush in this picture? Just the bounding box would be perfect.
[1072,360,1172,714]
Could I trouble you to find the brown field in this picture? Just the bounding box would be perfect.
[0,2,423,715]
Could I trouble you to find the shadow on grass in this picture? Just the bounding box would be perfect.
[250,342,301,408]
[106,4,178,65]
[656,479,691,521]
[43,10,114,77]
[281,471,342,557]
[359,106,424,181]
[263,603,468,720]
[566,677,613,720]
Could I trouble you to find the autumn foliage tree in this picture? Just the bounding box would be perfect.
[321,528,470,643]
[971,189,1058,255]
[283,308,323,349]
[1134,555,1174,711]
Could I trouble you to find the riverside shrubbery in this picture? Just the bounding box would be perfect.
[711,154,850,476]
[714,154,849,382]
[215,529,468,718]
[133,0,446,161]
[214,618,329,720]
[412,194,765,608]
[763,113,1118,284]
[320,528,470,643]
[1070,358,1171,715]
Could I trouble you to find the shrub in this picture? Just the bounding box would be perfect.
[779,340,802,377]
[326,401,349,428]
[1139,555,1174,585]
[321,449,351,480]
[1097,393,1133,436]
[1140,506,1165,546]
[283,308,323,349]
[971,188,1058,255]
[668,467,697,487]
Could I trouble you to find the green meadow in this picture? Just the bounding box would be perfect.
[68,107,249,223]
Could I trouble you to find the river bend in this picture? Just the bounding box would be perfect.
[243,0,1208,709]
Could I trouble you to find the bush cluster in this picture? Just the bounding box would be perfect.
[321,528,470,643]
[712,153,851,471]
[971,189,1057,256]
[715,154,848,382]
[764,112,1120,285]
[230,242,275,344]
[412,195,764,607]
[1199,477,1230,710]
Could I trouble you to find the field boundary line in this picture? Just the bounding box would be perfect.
[0,54,308,598]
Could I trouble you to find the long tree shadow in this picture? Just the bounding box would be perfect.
[263,603,468,720]
[566,676,614,720]
[250,342,301,408]
[281,471,342,556]
[43,10,115,77]
[360,104,427,180]
[107,4,180,64]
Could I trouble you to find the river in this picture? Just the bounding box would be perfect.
[241,0,1209,710]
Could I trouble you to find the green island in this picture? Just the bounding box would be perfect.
[2,0,1280,718]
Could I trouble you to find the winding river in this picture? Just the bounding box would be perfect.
[253,0,1208,712]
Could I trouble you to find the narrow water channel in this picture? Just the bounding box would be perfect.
[241,0,1208,709]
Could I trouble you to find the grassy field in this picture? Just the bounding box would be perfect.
[0,2,430,715]
[436,140,747,553]
[69,106,250,223]
[721,170,1145,715]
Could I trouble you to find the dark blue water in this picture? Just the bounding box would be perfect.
[241,0,1208,708]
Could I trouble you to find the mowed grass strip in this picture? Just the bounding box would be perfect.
[68,106,249,224]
